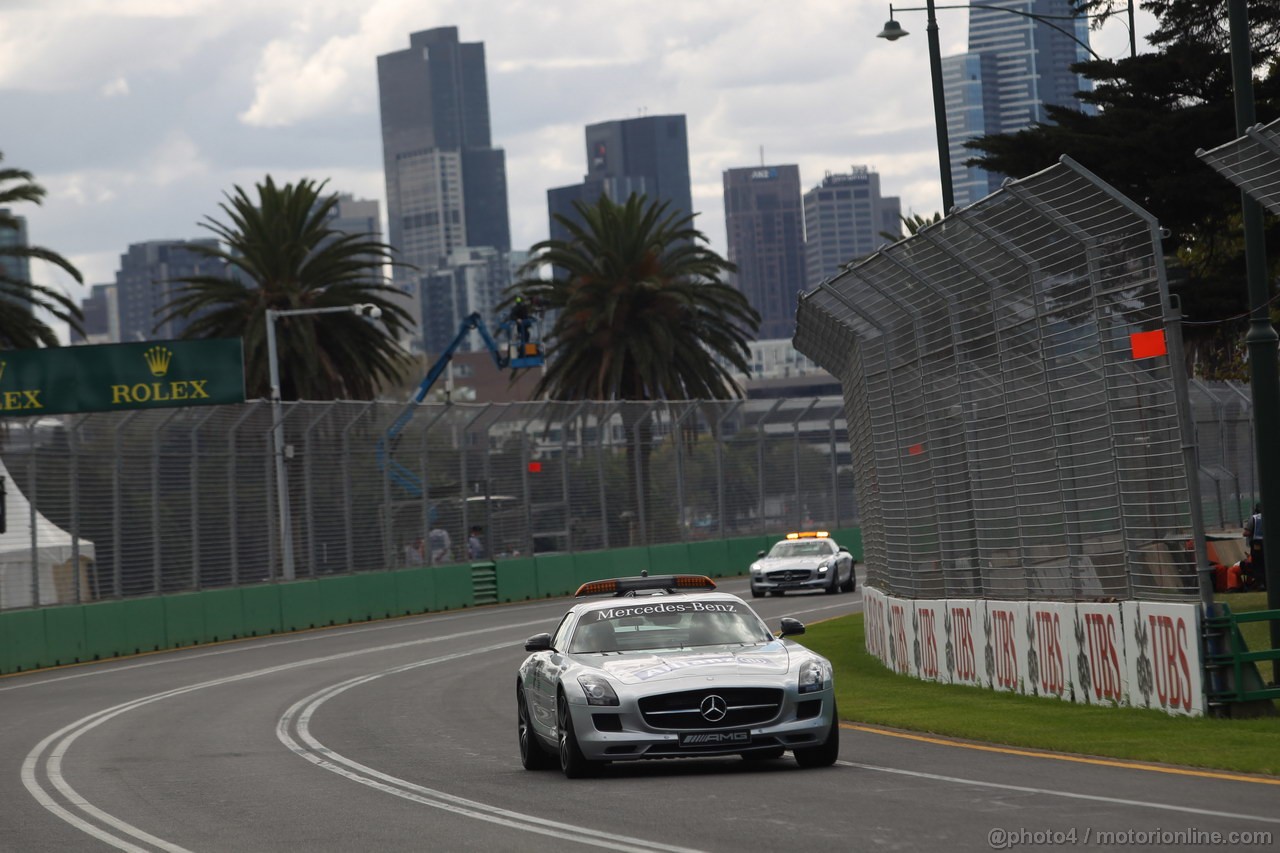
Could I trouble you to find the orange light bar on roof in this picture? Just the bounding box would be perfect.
[785,531,829,539]
[576,579,619,597]
[574,574,717,597]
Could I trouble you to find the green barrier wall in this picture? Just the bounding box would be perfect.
[0,528,860,674]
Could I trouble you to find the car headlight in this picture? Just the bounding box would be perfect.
[578,674,620,706]
[798,659,832,694]
[817,561,830,574]
[750,563,761,576]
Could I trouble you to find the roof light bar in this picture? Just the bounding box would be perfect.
[785,531,830,539]
[574,574,717,597]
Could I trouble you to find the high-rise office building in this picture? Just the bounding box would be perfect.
[0,208,31,294]
[944,0,1096,208]
[72,283,118,344]
[803,167,901,290]
[548,115,693,243]
[420,247,527,356]
[114,240,224,342]
[378,27,511,344]
[723,165,806,341]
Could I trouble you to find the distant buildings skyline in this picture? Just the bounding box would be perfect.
[548,114,693,245]
[377,26,511,350]
[944,0,1096,208]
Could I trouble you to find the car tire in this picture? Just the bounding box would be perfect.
[557,693,596,778]
[841,562,856,593]
[750,585,764,598]
[824,570,839,595]
[794,703,840,769]
[742,747,786,761]
[517,683,555,770]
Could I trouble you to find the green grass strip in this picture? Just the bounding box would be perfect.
[802,612,1280,777]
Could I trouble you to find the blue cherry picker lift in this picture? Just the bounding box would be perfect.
[377,299,545,497]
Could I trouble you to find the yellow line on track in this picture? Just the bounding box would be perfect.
[840,721,1280,786]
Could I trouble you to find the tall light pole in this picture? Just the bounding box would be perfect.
[877,2,1130,215]
[266,303,383,581]
[1226,0,1280,676]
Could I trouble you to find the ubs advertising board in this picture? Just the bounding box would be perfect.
[0,339,245,416]
[862,587,1204,716]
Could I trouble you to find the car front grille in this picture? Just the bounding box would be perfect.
[638,687,783,730]
[766,568,813,582]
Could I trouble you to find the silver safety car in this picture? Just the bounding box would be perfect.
[748,531,856,598]
[516,574,839,778]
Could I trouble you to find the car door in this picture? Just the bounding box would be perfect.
[528,613,573,736]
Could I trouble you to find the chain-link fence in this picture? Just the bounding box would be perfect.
[0,375,1263,610]
[795,157,1210,603]
[0,397,858,608]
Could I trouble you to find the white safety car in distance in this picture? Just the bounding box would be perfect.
[516,574,839,778]
[749,531,856,598]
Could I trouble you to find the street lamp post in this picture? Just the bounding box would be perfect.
[266,303,383,581]
[878,2,1129,215]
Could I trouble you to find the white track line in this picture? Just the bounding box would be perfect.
[21,618,549,852]
[278,650,705,853]
[838,761,1280,825]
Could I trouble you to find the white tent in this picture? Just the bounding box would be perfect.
[0,458,96,609]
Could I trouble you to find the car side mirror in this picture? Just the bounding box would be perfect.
[778,618,806,637]
[757,550,766,558]
[524,632,553,652]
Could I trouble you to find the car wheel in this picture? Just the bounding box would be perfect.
[517,683,555,770]
[841,562,856,593]
[794,703,840,769]
[557,693,596,778]
[742,747,786,761]
[824,569,839,595]
[750,585,764,599]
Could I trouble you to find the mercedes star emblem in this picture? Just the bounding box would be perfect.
[699,694,728,722]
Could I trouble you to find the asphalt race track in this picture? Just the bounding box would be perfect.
[2,574,1278,852]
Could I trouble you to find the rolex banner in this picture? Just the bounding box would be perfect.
[0,339,245,416]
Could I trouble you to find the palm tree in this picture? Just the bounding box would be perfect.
[0,151,85,347]
[509,193,758,401]
[159,176,412,400]
[506,192,760,543]
[879,210,943,243]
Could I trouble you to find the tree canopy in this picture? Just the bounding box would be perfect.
[508,193,760,402]
[969,0,1280,337]
[159,176,413,400]
[0,151,85,347]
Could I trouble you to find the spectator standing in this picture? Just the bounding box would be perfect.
[467,525,486,560]
[1244,504,1265,581]
[428,527,452,565]
[403,536,426,565]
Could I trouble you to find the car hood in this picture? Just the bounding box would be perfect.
[582,641,793,685]
[760,556,826,570]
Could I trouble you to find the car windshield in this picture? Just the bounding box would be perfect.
[569,600,772,653]
[768,540,833,558]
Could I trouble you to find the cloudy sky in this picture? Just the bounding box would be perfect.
[0,0,1152,322]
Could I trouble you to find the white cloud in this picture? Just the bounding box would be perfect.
[101,76,130,97]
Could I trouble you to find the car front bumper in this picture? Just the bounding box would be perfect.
[565,680,835,762]
[750,572,832,593]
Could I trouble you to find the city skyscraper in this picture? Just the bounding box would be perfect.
[0,208,31,295]
[722,165,806,341]
[548,115,693,243]
[803,167,901,291]
[71,283,117,344]
[377,26,511,344]
[113,240,225,342]
[944,0,1096,208]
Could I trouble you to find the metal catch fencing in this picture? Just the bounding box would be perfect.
[0,397,856,609]
[795,156,1207,603]
[0,377,1262,610]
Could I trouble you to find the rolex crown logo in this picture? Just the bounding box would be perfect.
[144,345,173,377]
